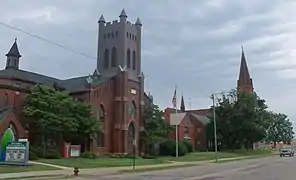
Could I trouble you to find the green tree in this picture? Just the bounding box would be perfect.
[140,103,174,155]
[23,85,99,154]
[235,92,269,149]
[265,112,294,146]
[208,90,269,150]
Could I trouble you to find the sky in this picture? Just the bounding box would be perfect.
[0,0,296,125]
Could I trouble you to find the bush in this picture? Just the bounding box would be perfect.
[142,155,156,159]
[159,140,188,157]
[159,140,175,156]
[182,140,193,153]
[31,146,45,158]
[45,149,61,159]
[29,149,39,160]
[175,141,188,156]
[81,151,97,159]
[110,153,135,159]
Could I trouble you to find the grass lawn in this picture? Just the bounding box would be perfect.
[0,164,60,174]
[34,150,273,169]
[162,149,273,162]
[119,163,200,173]
[37,157,167,169]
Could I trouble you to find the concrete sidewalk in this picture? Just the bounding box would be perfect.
[0,156,262,179]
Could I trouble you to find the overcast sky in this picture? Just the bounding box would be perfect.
[0,0,296,125]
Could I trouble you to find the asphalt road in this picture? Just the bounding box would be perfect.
[90,155,296,180]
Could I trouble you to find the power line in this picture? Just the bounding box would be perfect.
[0,21,96,59]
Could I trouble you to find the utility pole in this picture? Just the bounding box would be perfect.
[210,90,234,162]
[289,127,292,144]
[211,94,218,163]
[188,98,192,111]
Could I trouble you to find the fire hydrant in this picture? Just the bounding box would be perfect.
[74,167,79,176]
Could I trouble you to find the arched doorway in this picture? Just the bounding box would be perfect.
[127,122,135,154]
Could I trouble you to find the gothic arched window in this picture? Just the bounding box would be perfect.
[104,49,109,68]
[129,101,136,119]
[127,49,131,68]
[97,105,105,147]
[111,47,117,67]
[132,51,136,70]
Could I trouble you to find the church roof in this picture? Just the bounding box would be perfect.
[0,68,110,93]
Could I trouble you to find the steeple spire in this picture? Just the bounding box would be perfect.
[5,38,21,69]
[237,46,253,93]
[6,38,21,58]
[180,94,185,112]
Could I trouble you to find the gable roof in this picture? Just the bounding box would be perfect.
[169,113,186,126]
[191,113,210,125]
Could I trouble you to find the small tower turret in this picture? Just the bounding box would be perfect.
[119,9,127,22]
[6,38,21,69]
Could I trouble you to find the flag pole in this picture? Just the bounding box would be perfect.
[175,85,178,158]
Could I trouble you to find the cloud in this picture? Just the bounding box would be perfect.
[1,0,296,126]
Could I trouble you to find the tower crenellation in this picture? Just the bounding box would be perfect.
[97,9,142,77]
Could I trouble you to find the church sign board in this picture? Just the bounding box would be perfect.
[5,141,29,165]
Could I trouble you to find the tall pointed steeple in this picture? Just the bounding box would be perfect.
[5,38,21,69]
[180,95,185,112]
[237,46,253,93]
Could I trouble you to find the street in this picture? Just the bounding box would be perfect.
[80,156,296,180]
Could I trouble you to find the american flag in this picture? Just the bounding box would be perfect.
[172,86,177,108]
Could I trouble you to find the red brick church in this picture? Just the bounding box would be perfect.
[0,9,152,155]
[164,47,254,151]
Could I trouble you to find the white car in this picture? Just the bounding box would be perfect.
[280,145,294,157]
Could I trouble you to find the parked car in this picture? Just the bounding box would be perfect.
[280,145,294,157]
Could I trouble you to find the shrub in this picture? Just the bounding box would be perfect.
[45,149,61,159]
[159,140,188,157]
[29,149,39,160]
[182,140,193,153]
[159,140,175,156]
[174,141,188,156]
[81,151,97,159]
[142,155,156,159]
[31,146,45,158]
[110,153,126,158]
[110,153,135,159]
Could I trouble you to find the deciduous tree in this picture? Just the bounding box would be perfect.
[265,112,294,146]
[23,85,99,154]
[140,103,174,155]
